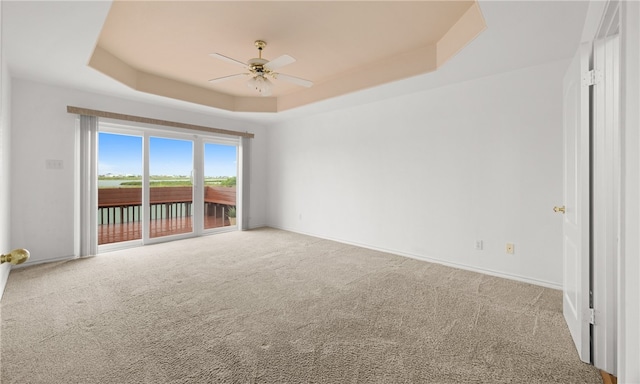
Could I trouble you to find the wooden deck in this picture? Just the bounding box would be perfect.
[98,186,236,245]
[99,216,232,245]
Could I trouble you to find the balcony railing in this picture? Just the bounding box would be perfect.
[98,186,236,244]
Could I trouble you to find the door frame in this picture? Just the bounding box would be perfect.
[572,0,623,376]
[590,0,621,375]
[200,136,243,235]
[96,124,144,252]
[618,2,640,381]
[592,32,620,374]
[143,131,198,245]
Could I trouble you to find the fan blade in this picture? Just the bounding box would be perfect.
[209,53,248,68]
[208,73,248,83]
[264,54,296,71]
[276,73,313,88]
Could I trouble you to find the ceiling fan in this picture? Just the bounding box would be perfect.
[209,40,313,97]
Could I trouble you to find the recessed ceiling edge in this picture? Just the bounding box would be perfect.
[88,2,486,113]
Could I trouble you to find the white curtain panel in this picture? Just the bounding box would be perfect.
[240,136,251,231]
[78,115,98,257]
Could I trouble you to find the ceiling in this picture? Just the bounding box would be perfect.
[1,1,590,124]
[90,1,484,113]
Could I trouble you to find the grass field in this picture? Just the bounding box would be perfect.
[99,176,235,188]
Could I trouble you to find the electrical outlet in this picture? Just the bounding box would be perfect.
[475,240,483,250]
[506,243,515,254]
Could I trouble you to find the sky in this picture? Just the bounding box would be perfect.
[98,132,237,177]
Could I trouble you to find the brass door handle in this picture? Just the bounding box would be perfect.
[553,206,566,214]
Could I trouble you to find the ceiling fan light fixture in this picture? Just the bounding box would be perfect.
[247,75,272,97]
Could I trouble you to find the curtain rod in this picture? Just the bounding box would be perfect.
[67,106,255,139]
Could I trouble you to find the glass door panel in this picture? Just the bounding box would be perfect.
[97,132,143,245]
[149,137,194,238]
[203,143,238,229]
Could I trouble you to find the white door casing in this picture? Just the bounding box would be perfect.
[562,43,591,364]
[592,34,620,375]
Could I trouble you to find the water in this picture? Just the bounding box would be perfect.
[98,179,188,188]
[99,179,130,188]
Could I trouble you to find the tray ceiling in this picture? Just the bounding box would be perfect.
[90,1,486,113]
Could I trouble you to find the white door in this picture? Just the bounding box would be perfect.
[561,43,591,363]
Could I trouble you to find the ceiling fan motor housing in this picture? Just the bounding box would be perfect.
[248,58,269,75]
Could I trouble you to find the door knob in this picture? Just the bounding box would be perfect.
[553,206,566,214]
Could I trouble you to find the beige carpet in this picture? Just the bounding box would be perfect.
[1,228,601,383]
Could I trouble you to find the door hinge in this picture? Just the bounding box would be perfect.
[582,70,602,86]
[589,308,596,325]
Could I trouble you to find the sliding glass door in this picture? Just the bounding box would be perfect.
[96,124,240,250]
[203,142,238,230]
[148,137,194,239]
[97,132,143,246]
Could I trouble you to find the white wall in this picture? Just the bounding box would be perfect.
[10,78,268,265]
[267,59,568,288]
[0,0,12,297]
[620,1,640,382]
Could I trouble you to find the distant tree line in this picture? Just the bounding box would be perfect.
[220,177,236,187]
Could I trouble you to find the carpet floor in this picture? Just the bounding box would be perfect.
[1,228,601,383]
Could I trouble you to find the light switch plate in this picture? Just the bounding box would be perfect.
[46,159,63,170]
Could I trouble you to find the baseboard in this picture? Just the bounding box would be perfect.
[0,263,10,301]
[13,254,79,269]
[267,225,563,291]
[2,227,561,303]
[247,222,267,230]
